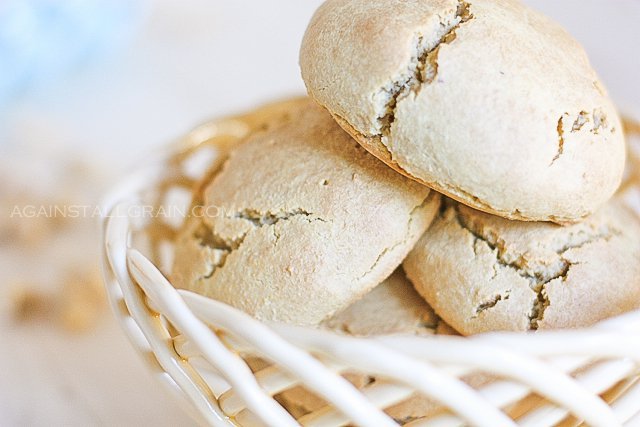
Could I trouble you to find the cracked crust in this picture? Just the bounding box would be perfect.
[300,0,625,223]
[278,269,491,423]
[403,198,640,334]
[172,100,440,325]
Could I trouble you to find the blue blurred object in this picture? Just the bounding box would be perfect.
[0,0,147,105]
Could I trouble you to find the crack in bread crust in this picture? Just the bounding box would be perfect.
[551,115,566,165]
[445,201,616,329]
[375,0,473,138]
[193,209,328,279]
[551,110,613,166]
[474,291,511,317]
[231,208,325,226]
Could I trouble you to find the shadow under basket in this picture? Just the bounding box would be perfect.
[101,100,640,427]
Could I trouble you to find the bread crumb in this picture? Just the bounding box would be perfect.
[11,286,53,322]
[10,266,106,333]
[58,267,106,333]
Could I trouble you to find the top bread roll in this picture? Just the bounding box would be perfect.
[300,0,625,223]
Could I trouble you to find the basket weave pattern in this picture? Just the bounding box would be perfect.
[101,105,640,427]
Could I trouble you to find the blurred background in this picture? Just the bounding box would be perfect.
[0,1,638,425]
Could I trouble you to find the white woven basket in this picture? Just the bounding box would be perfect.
[101,101,640,427]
